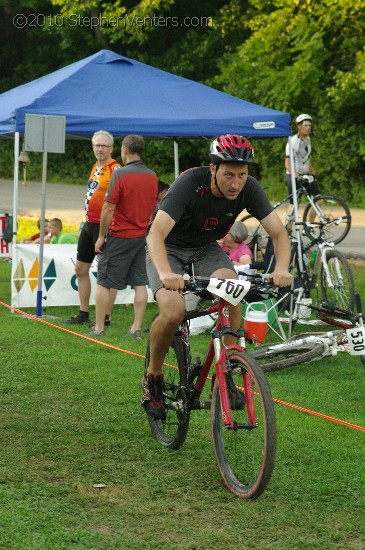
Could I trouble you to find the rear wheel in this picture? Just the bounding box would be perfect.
[303,194,351,244]
[144,332,190,450]
[250,339,325,371]
[211,352,276,499]
[321,250,355,312]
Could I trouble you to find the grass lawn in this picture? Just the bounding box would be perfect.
[0,259,365,549]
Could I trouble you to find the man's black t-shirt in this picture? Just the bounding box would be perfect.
[159,166,273,248]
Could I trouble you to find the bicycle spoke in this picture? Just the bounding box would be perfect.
[321,250,355,311]
[211,353,276,499]
[303,195,351,244]
[144,334,190,450]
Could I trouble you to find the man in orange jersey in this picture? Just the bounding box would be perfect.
[66,130,121,326]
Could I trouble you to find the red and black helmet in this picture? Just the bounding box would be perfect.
[209,134,254,164]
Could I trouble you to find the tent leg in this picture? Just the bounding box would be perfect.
[174,140,179,179]
[10,133,20,312]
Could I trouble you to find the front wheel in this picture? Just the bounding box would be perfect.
[211,352,276,499]
[303,194,351,244]
[320,250,355,312]
[144,332,190,450]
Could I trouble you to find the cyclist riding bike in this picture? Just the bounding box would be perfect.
[285,114,318,227]
[142,134,292,420]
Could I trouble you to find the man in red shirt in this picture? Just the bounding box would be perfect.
[66,130,121,325]
[92,135,158,337]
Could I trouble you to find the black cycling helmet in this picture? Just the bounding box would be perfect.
[209,134,254,164]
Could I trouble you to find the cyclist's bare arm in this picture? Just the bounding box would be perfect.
[260,211,292,287]
[146,210,185,292]
[284,156,291,173]
[285,157,299,177]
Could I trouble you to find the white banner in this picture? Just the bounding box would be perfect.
[11,244,154,308]
[0,213,12,258]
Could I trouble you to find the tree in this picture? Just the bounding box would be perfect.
[215,0,365,201]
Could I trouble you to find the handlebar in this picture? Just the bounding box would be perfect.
[183,274,277,303]
[296,174,315,186]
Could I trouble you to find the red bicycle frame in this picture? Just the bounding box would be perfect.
[192,298,257,429]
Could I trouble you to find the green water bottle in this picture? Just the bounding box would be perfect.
[310,249,317,268]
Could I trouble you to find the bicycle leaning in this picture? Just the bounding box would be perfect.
[250,295,365,372]
[240,218,356,336]
[143,273,277,499]
[284,221,356,329]
[241,175,352,261]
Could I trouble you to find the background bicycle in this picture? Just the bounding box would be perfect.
[240,175,352,263]
[143,274,276,499]
[283,225,356,333]
[236,217,356,342]
[249,296,365,372]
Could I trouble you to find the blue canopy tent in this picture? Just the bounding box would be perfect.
[0,49,292,314]
[0,49,290,138]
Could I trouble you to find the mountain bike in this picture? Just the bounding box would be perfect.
[285,225,356,324]
[241,175,351,261]
[250,295,365,372]
[239,221,355,336]
[143,273,276,499]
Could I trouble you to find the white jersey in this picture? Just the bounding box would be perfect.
[285,134,312,174]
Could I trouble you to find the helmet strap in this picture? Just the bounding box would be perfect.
[213,164,226,197]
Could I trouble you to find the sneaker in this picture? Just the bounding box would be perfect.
[88,328,105,338]
[141,373,166,420]
[89,316,111,329]
[226,373,246,410]
[128,327,142,340]
[66,313,89,325]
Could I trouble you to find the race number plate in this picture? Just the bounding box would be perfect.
[207,278,251,306]
[346,327,365,355]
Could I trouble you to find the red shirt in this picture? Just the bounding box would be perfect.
[106,160,158,238]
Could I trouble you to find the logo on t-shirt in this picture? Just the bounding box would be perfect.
[203,218,218,231]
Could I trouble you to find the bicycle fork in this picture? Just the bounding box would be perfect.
[213,330,257,431]
[320,243,343,290]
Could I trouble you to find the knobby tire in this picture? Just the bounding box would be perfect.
[144,334,190,450]
[211,352,276,499]
[321,249,355,312]
[250,341,325,372]
[303,194,351,245]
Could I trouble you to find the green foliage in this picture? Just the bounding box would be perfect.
[1,0,364,205]
[215,0,365,203]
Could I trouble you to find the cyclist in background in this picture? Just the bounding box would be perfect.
[142,134,292,420]
[285,114,318,224]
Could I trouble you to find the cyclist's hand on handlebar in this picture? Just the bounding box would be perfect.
[160,272,185,292]
[270,269,292,288]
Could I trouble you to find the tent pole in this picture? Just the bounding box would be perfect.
[12,133,20,238]
[288,135,304,336]
[173,140,179,179]
[10,133,20,311]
